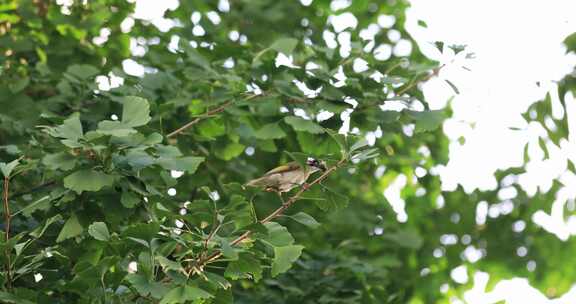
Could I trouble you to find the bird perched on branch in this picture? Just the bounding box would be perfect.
[246,158,326,197]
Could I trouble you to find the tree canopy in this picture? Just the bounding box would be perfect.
[1,1,576,303]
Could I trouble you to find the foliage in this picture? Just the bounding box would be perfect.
[1,0,575,303]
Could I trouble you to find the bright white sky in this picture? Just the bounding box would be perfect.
[118,0,576,302]
[407,0,576,303]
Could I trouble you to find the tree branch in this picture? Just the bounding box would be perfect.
[166,100,234,138]
[196,158,347,266]
[395,64,445,96]
[166,93,261,138]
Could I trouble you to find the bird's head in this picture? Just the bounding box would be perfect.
[306,158,327,172]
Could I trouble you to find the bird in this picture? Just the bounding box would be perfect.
[245,158,326,203]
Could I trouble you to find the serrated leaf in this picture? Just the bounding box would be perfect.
[63,170,115,194]
[56,214,83,242]
[254,123,286,140]
[290,212,320,229]
[88,222,110,241]
[284,116,325,134]
[156,156,204,173]
[271,245,304,277]
[122,96,151,127]
[270,37,298,54]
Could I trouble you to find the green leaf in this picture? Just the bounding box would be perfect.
[444,79,460,94]
[42,152,76,171]
[88,222,110,241]
[50,114,83,140]
[271,245,304,277]
[284,151,308,169]
[96,120,136,137]
[123,222,160,242]
[126,274,169,299]
[121,192,141,208]
[156,256,185,273]
[0,291,35,304]
[63,169,115,194]
[350,137,369,153]
[30,214,62,238]
[433,41,444,53]
[56,214,83,242]
[221,239,239,260]
[67,64,99,79]
[156,156,205,173]
[215,142,245,160]
[0,158,20,178]
[352,148,379,162]
[254,123,286,140]
[325,128,347,156]
[9,77,29,93]
[290,212,321,229]
[225,253,263,282]
[406,110,445,132]
[205,272,232,290]
[270,37,299,54]
[383,230,423,249]
[160,285,213,304]
[315,189,349,211]
[284,116,325,134]
[263,222,295,247]
[122,96,151,127]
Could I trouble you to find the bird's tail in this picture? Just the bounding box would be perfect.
[245,177,266,188]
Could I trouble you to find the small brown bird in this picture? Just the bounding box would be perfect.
[246,158,327,196]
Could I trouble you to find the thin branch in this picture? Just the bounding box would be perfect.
[3,176,12,290]
[166,100,234,138]
[166,93,261,138]
[196,158,347,266]
[395,64,446,96]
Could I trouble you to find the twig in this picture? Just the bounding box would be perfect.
[166,100,234,138]
[3,176,12,290]
[196,158,347,266]
[166,93,261,138]
[395,64,445,96]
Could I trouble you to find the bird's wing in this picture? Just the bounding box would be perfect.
[263,162,301,176]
